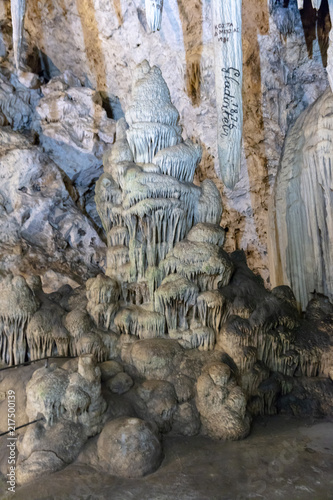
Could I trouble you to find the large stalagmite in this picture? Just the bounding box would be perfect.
[211,0,243,189]
[268,88,333,310]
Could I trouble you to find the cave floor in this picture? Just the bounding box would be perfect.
[2,415,333,500]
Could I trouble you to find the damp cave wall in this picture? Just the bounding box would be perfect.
[0,0,330,285]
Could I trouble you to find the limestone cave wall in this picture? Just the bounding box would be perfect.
[0,0,330,284]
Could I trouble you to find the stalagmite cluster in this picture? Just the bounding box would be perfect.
[26,354,107,433]
[0,59,332,488]
[95,60,232,354]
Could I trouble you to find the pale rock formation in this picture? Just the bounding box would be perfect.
[14,0,328,282]
[327,1,333,92]
[26,364,69,426]
[125,61,182,163]
[311,0,323,9]
[10,0,26,71]
[32,76,117,224]
[97,417,162,478]
[131,379,178,432]
[0,273,38,365]
[0,128,105,282]
[26,354,107,434]
[115,305,166,339]
[152,140,202,182]
[211,0,243,188]
[196,361,251,440]
[33,78,116,186]
[27,303,69,360]
[0,69,40,129]
[86,274,120,330]
[268,88,333,310]
[145,0,164,32]
[123,338,183,380]
[95,61,232,354]
[99,359,123,381]
[17,420,87,484]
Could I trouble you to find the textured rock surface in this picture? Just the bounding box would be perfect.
[32,76,116,224]
[196,361,251,440]
[13,0,329,283]
[6,417,333,500]
[17,420,87,484]
[268,88,333,309]
[0,127,105,283]
[97,417,162,478]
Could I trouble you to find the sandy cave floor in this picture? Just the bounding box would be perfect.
[0,413,332,500]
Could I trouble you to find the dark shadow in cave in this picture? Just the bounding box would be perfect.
[177,0,203,107]
[300,0,331,66]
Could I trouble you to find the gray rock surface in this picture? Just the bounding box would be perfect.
[107,372,133,395]
[16,0,330,282]
[97,417,162,478]
[0,127,105,282]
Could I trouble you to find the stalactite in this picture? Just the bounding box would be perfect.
[154,274,198,332]
[115,305,166,339]
[145,0,164,32]
[86,274,120,330]
[152,140,202,183]
[11,0,27,71]
[311,0,322,9]
[0,274,39,365]
[77,333,108,362]
[169,326,215,351]
[211,0,243,188]
[326,1,333,92]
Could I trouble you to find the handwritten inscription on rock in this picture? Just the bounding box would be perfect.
[211,0,243,188]
[220,67,241,138]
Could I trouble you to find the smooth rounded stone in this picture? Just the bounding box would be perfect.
[171,400,201,436]
[133,380,178,432]
[107,372,133,394]
[97,417,162,478]
[100,360,124,381]
[126,339,183,380]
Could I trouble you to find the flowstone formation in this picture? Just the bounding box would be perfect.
[18,354,107,483]
[96,60,231,352]
[1,61,333,488]
[268,88,333,310]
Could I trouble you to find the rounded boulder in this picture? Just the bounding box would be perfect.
[97,417,162,478]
